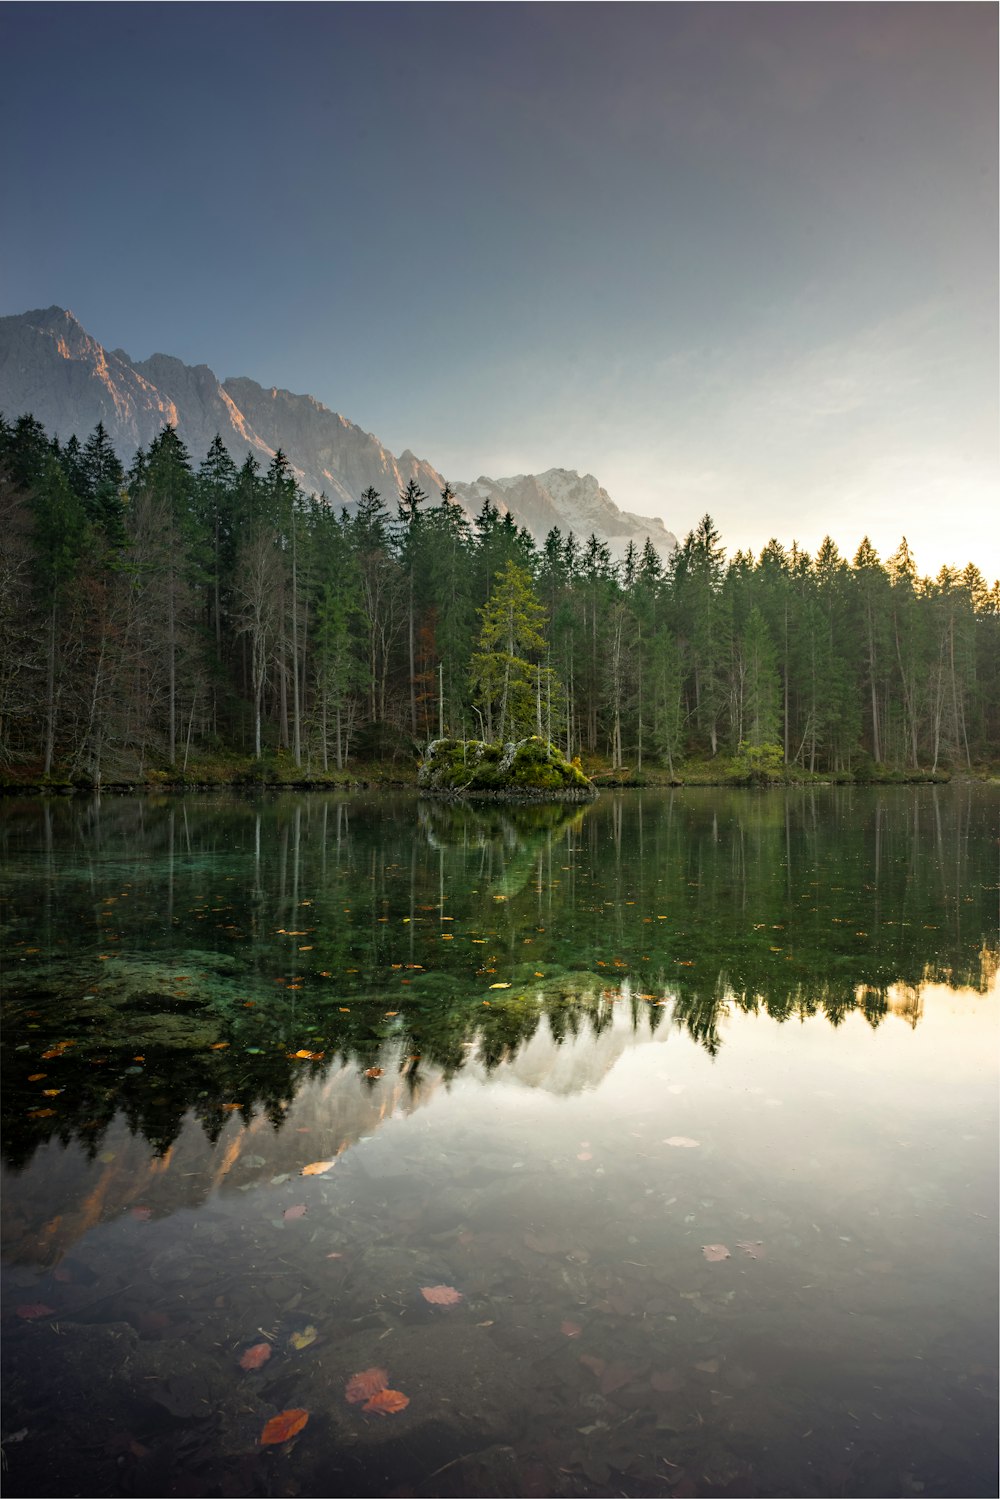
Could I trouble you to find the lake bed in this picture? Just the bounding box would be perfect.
[1,787,997,1498]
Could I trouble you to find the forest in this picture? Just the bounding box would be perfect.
[0,412,997,783]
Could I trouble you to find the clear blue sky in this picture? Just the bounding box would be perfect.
[2,2,996,574]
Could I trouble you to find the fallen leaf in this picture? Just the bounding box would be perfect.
[27,1107,57,1118]
[702,1244,731,1262]
[210,1042,229,1050]
[16,1303,55,1320]
[260,1409,309,1445]
[364,1067,384,1079]
[576,1152,593,1161]
[283,1204,308,1221]
[240,1342,272,1371]
[289,1324,318,1350]
[301,1160,335,1176]
[326,1252,344,1259]
[27,1074,46,1082]
[489,982,511,989]
[421,1284,463,1306]
[130,1206,152,1221]
[362,1388,409,1415]
[561,1320,583,1337]
[292,1049,324,1061]
[344,1367,389,1404]
[664,1136,700,1148]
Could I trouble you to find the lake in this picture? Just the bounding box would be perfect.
[1,786,997,1499]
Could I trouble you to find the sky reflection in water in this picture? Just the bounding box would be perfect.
[1,788,997,1498]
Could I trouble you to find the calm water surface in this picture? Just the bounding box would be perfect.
[1,787,997,1498]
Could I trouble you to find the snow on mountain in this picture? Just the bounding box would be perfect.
[0,307,677,558]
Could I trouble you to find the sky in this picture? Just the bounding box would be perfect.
[2,2,997,576]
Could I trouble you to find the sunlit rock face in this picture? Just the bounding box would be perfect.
[0,306,676,557]
[453,469,678,562]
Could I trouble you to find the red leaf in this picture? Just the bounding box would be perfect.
[260,1409,309,1445]
[421,1284,463,1306]
[130,1206,152,1221]
[240,1342,272,1371]
[283,1204,307,1221]
[16,1304,56,1320]
[362,1388,409,1415]
[344,1367,389,1404]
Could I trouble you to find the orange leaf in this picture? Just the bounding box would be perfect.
[345,1367,389,1404]
[421,1284,463,1306]
[364,1066,384,1079]
[561,1320,583,1337]
[28,1074,46,1081]
[260,1409,309,1445]
[27,1108,57,1118]
[362,1388,409,1415]
[210,1042,229,1050]
[301,1160,335,1176]
[240,1342,272,1371]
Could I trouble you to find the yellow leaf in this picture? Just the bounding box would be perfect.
[289,1325,318,1350]
[301,1160,335,1176]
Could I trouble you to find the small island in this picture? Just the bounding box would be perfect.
[418,736,597,799]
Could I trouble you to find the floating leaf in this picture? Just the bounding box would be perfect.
[289,1324,318,1350]
[240,1342,272,1371]
[561,1320,583,1337]
[260,1409,309,1445]
[301,1160,335,1176]
[364,1067,384,1079]
[27,1074,46,1082]
[130,1206,152,1221]
[489,982,511,989]
[283,1204,307,1221]
[576,1152,593,1161]
[694,1357,720,1373]
[27,1108,57,1118]
[344,1367,389,1404]
[664,1136,700,1148]
[16,1303,55,1320]
[421,1284,463,1306]
[292,1049,324,1061]
[702,1244,731,1262]
[362,1388,409,1415]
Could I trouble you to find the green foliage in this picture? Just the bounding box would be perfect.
[418,736,595,796]
[0,413,997,780]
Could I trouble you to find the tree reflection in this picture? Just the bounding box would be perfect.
[1,785,996,1169]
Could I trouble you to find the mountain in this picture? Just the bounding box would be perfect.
[0,306,677,558]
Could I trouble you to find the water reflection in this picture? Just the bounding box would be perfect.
[1,788,997,1498]
[1,787,996,1170]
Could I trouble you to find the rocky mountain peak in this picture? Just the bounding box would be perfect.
[0,307,678,558]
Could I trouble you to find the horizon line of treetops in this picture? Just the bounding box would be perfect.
[0,411,997,781]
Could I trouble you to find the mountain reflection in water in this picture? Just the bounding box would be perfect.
[1,787,997,1499]
[1,786,996,1170]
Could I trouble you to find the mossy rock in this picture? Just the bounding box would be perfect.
[418,738,597,800]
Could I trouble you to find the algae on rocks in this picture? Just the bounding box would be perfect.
[417,737,597,800]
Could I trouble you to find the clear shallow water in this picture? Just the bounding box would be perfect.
[1,787,997,1498]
